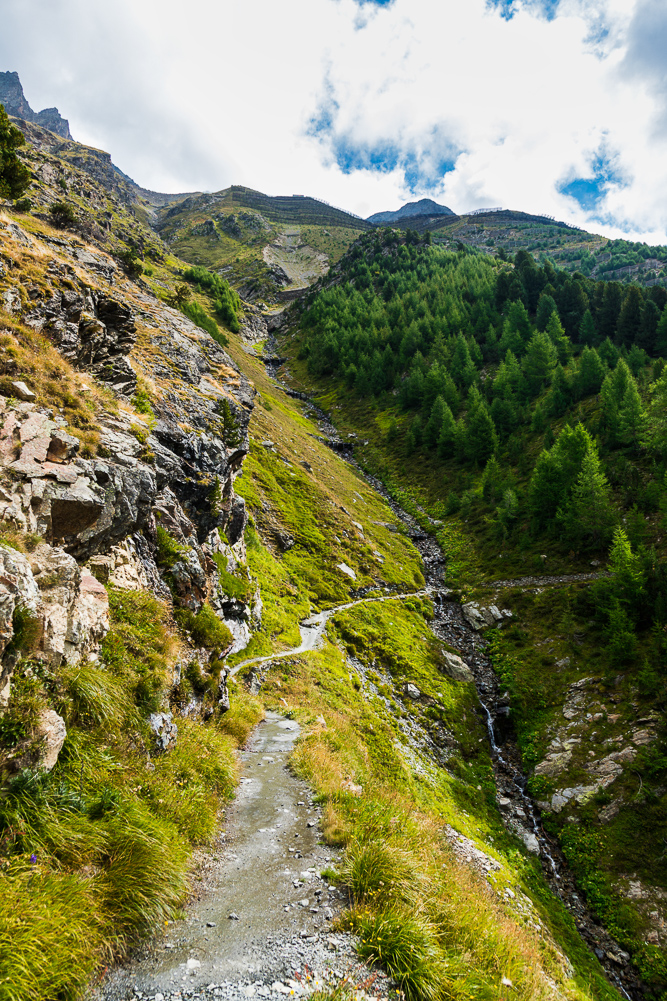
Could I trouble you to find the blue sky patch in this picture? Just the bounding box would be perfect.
[486,0,560,21]
[557,145,629,212]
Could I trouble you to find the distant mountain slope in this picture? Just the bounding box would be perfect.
[0,70,72,140]
[367,198,456,224]
[153,186,370,302]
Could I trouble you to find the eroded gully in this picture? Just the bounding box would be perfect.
[261,344,643,1000]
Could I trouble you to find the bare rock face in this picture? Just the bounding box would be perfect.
[24,290,138,396]
[0,546,43,704]
[3,707,68,775]
[0,71,72,139]
[149,711,178,752]
[0,540,110,706]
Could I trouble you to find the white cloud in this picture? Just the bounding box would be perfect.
[0,0,666,241]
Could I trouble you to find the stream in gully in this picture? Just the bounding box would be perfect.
[261,345,644,1000]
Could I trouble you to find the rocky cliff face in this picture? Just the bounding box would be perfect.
[0,71,72,140]
[0,213,258,773]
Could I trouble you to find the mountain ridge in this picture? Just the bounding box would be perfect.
[367,197,456,224]
[0,70,72,140]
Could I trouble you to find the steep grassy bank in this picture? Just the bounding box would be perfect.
[0,584,262,1001]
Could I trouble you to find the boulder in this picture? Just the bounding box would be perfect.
[28,544,109,666]
[2,707,67,774]
[462,602,511,631]
[33,709,67,771]
[441,650,474,683]
[0,546,42,703]
[337,562,356,580]
[11,381,36,401]
[218,669,230,712]
[404,683,421,699]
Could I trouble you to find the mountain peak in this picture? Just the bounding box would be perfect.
[367,198,455,224]
[0,70,72,140]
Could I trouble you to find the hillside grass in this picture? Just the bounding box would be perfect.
[0,585,262,1001]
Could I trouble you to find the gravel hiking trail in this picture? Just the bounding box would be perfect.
[93,712,394,1001]
[229,589,428,681]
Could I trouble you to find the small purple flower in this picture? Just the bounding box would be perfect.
[29,853,37,864]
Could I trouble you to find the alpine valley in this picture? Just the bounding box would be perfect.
[2,73,667,1001]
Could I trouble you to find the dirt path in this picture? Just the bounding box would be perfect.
[94,713,393,1001]
[485,572,606,589]
[228,589,429,679]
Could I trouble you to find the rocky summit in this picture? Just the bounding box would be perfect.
[0,70,72,140]
[2,70,667,1001]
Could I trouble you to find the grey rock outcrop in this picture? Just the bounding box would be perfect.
[23,290,138,396]
[0,540,109,713]
[0,71,72,139]
[149,711,178,752]
[4,708,68,775]
[32,709,67,771]
[462,602,512,631]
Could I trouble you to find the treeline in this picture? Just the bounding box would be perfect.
[299,231,667,555]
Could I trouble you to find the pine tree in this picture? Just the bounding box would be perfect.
[407,415,422,451]
[558,278,588,339]
[575,346,606,397]
[454,417,468,462]
[0,105,31,200]
[598,336,620,369]
[424,395,446,449]
[579,308,597,347]
[499,301,532,357]
[558,450,615,548]
[482,454,504,504]
[522,331,557,397]
[600,358,632,443]
[655,307,667,357]
[545,311,572,364]
[450,334,477,389]
[627,343,648,377]
[619,377,647,449]
[599,282,624,340]
[638,300,660,354]
[546,365,571,418]
[466,392,498,464]
[616,287,643,347]
[536,294,558,332]
[529,423,595,527]
[437,403,457,457]
[490,396,516,439]
[608,526,646,609]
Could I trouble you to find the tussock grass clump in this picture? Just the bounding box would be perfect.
[339,837,420,908]
[351,908,447,1001]
[0,866,100,1001]
[0,586,248,999]
[95,807,190,954]
[218,682,264,746]
[176,603,233,653]
[101,588,174,712]
[62,661,132,733]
